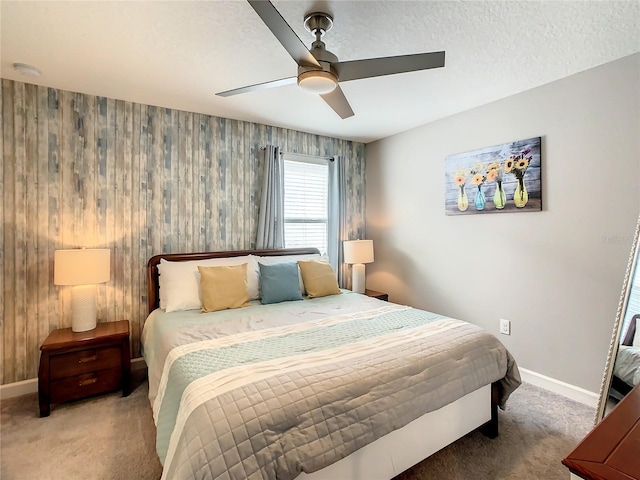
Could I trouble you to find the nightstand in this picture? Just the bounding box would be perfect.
[38,320,131,417]
[364,289,389,301]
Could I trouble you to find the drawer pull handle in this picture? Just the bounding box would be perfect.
[78,355,97,364]
[78,378,97,387]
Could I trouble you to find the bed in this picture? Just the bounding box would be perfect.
[612,314,640,397]
[142,248,521,480]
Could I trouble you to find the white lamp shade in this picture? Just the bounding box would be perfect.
[54,249,110,332]
[343,240,374,265]
[54,249,110,285]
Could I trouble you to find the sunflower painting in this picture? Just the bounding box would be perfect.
[444,137,542,215]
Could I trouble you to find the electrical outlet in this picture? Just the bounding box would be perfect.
[500,319,511,335]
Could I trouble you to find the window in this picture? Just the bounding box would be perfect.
[622,264,640,339]
[283,155,329,254]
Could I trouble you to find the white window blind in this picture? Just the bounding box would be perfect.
[621,264,640,340]
[283,156,329,254]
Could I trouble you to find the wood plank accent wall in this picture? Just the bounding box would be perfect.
[0,79,366,385]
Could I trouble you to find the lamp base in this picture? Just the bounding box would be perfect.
[71,285,98,332]
[351,263,366,294]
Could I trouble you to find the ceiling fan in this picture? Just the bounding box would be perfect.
[216,0,445,119]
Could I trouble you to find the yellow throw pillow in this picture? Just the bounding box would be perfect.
[198,264,250,313]
[297,260,341,298]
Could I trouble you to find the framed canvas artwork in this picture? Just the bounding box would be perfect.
[445,137,542,215]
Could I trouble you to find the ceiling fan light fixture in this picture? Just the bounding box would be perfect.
[298,70,337,95]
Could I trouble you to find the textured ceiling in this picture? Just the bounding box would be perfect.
[1,1,639,143]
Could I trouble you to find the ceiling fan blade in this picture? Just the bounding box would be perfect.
[248,0,321,69]
[320,86,354,119]
[216,76,297,97]
[334,51,445,82]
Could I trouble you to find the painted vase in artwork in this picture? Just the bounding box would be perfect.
[514,179,528,208]
[457,186,469,211]
[493,182,506,209]
[474,185,486,210]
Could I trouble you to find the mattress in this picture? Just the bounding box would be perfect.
[142,291,520,480]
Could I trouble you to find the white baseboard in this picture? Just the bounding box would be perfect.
[519,367,599,408]
[0,357,147,400]
[131,357,147,371]
[0,378,38,400]
[0,361,599,407]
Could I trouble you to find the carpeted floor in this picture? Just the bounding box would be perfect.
[395,383,594,480]
[1,373,594,480]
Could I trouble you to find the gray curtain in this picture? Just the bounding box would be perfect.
[328,155,349,288]
[256,145,285,249]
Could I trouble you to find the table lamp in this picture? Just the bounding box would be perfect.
[343,240,374,294]
[54,248,110,332]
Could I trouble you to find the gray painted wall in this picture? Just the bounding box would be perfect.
[365,54,640,392]
[1,79,365,385]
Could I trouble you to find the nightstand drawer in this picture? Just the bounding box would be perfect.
[50,346,122,380]
[50,367,122,403]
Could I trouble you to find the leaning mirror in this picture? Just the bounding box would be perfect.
[595,214,640,421]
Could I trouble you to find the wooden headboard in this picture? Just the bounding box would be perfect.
[622,314,638,346]
[146,248,321,314]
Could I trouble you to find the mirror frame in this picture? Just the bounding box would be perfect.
[595,214,640,422]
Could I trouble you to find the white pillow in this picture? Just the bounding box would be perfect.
[158,256,259,312]
[634,317,640,348]
[251,253,326,296]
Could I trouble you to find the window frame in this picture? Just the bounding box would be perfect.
[281,152,331,255]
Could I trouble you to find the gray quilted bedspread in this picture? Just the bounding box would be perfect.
[143,293,520,480]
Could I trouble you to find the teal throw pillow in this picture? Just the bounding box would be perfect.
[259,261,303,304]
